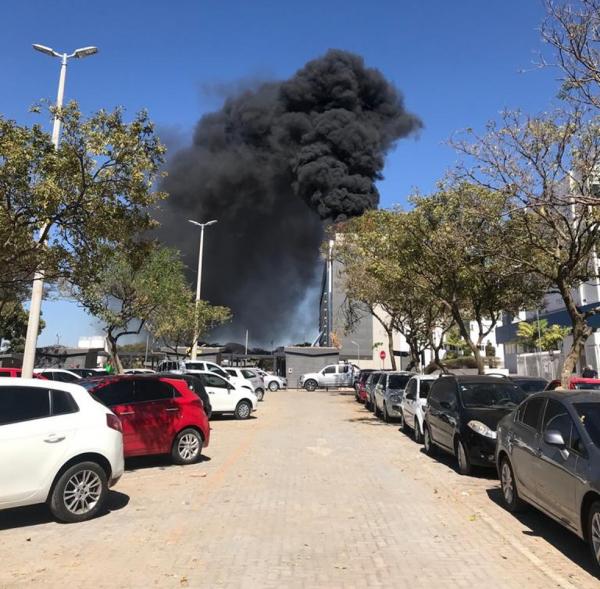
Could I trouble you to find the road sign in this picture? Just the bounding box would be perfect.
[379,350,386,360]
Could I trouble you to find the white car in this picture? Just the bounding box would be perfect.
[224,368,265,400]
[158,359,233,381]
[194,372,258,419]
[254,369,287,391]
[397,375,438,443]
[33,368,82,383]
[0,379,124,522]
[123,368,155,374]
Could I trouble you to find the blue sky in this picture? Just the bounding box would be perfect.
[2,0,560,346]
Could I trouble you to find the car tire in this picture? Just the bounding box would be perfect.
[500,457,524,513]
[304,379,317,392]
[268,381,279,392]
[255,388,265,401]
[414,419,423,444]
[587,501,600,569]
[235,400,252,420]
[49,461,108,523]
[456,438,472,476]
[172,428,203,465]
[382,402,390,423]
[399,411,408,433]
[423,425,436,456]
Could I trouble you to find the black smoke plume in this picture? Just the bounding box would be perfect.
[157,50,421,345]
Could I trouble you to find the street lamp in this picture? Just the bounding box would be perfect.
[21,44,98,379]
[351,340,360,367]
[188,219,218,360]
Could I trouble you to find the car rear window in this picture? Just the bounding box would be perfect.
[574,402,600,447]
[388,375,411,389]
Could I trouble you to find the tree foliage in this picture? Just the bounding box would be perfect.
[517,319,571,352]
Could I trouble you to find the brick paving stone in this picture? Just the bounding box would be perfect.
[0,388,599,588]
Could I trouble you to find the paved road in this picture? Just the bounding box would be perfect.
[1,389,598,588]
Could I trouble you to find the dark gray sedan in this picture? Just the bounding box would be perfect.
[496,390,600,568]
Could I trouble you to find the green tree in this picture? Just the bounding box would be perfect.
[453,109,600,385]
[517,319,571,352]
[0,297,45,352]
[0,103,166,290]
[72,244,190,373]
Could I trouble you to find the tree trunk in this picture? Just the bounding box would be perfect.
[558,282,592,387]
[453,311,485,374]
[386,328,397,370]
[106,333,124,374]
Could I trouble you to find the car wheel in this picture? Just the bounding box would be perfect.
[382,402,390,423]
[500,457,524,513]
[304,379,317,392]
[172,428,203,464]
[399,411,408,433]
[49,461,108,523]
[588,501,600,569]
[268,381,279,392]
[423,425,436,456]
[414,419,423,444]
[456,438,472,476]
[235,400,252,420]
[256,388,265,401]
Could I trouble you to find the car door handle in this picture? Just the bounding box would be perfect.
[44,434,65,443]
[117,411,135,416]
[165,408,179,412]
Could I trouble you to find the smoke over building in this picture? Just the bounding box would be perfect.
[157,49,421,345]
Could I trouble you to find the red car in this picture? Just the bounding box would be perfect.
[82,375,209,464]
[545,376,600,390]
[0,368,47,379]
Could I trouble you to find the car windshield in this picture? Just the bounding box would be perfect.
[512,379,548,393]
[574,402,600,447]
[459,382,525,409]
[388,375,411,389]
[184,362,204,370]
[574,382,600,390]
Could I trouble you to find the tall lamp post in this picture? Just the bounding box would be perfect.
[21,44,98,378]
[188,219,217,360]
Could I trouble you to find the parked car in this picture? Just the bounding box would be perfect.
[496,390,600,568]
[364,371,387,410]
[194,372,257,419]
[354,369,375,396]
[33,368,82,383]
[0,379,124,522]
[224,368,265,400]
[423,375,525,475]
[373,372,413,422]
[82,375,209,464]
[299,363,354,391]
[0,367,47,379]
[253,368,287,391]
[155,372,212,419]
[398,374,438,442]
[545,376,600,391]
[123,368,155,375]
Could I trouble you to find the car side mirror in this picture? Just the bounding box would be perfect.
[544,430,566,447]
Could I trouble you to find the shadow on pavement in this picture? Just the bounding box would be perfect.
[486,487,597,577]
[417,446,498,480]
[0,490,130,531]
[125,454,211,472]
[210,414,258,422]
[346,416,394,426]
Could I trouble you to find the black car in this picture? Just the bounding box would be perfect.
[156,372,212,419]
[423,375,525,475]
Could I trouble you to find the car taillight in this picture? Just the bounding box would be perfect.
[106,414,123,433]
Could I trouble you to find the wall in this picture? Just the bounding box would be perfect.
[284,347,340,387]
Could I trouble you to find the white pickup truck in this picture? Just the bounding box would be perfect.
[299,364,354,391]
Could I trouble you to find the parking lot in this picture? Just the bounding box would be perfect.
[1,388,598,588]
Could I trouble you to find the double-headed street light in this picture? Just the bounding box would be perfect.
[188,219,218,360]
[21,44,98,379]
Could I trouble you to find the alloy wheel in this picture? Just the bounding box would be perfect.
[178,433,200,461]
[501,462,514,505]
[237,402,250,418]
[63,469,102,515]
[592,512,600,565]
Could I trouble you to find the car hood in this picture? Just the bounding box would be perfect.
[464,406,515,429]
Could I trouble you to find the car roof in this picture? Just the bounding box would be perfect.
[526,389,600,403]
[510,375,548,381]
[0,378,88,395]
[447,375,514,383]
